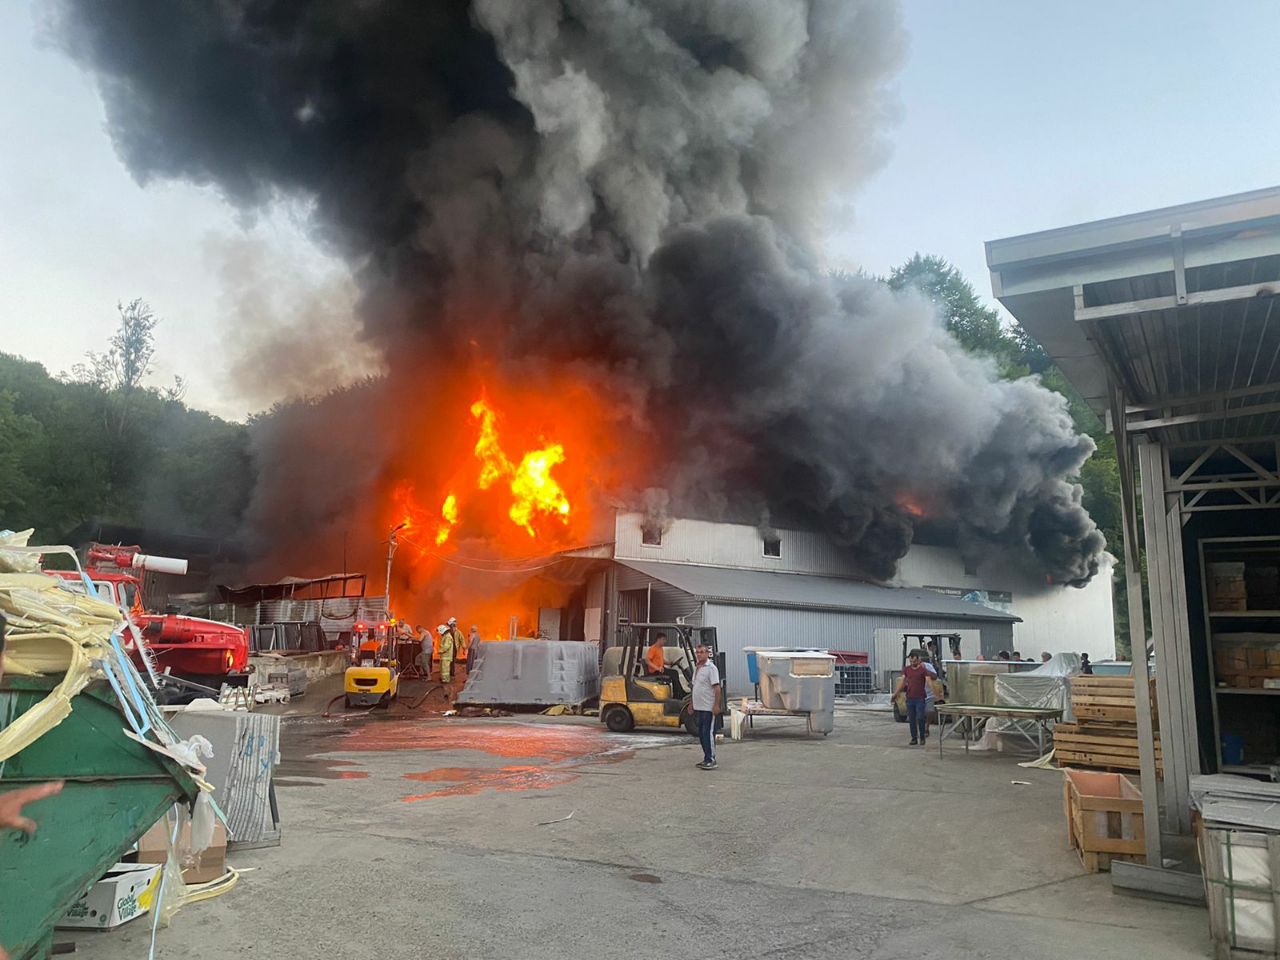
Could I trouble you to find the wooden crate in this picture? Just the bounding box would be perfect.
[1199,824,1280,958]
[1063,768,1146,872]
[1070,675,1157,723]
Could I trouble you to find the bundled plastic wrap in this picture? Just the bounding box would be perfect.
[969,653,1079,752]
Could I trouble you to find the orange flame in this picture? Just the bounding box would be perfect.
[469,398,571,537]
[436,493,459,545]
[897,493,927,519]
[377,367,647,638]
[472,400,511,491]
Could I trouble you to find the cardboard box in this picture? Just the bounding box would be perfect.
[136,816,228,884]
[1209,562,1248,611]
[58,863,161,930]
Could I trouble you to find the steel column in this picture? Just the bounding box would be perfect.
[1111,386,1164,867]
[1137,437,1198,834]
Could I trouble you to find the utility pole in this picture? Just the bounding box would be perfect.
[384,522,407,622]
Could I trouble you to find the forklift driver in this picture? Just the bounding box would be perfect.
[646,632,687,696]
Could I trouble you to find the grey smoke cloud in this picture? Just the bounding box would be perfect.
[51,0,1104,584]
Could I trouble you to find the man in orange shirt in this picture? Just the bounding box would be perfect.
[645,632,685,696]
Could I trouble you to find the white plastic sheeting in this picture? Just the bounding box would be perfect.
[968,652,1079,751]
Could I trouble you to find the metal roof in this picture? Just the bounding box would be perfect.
[986,186,1280,453]
[616,559,1020,623]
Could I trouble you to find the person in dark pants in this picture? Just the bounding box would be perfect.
[893,649,932,746]
[687,644,722,769]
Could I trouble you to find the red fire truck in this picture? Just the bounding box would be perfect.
[48,543,250,689]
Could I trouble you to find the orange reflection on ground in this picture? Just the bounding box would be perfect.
[340,722,610,761]
[400,765,579,801]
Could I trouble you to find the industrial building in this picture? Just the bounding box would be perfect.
[546,511,1114,694]
[987,184,1280,872]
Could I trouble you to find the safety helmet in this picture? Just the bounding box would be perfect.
[448,617,457,626]
[437,624,448,634]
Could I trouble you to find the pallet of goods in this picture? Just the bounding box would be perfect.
[1056,675,1161,776]
[1214,634,1280,690]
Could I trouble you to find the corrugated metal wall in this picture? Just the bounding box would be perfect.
[614,512,852,576]
[703,602,1013,695]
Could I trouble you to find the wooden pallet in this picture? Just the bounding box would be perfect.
[1069,676,1157,724]
[1055,716,1163,777]
[1056,751,1164,776]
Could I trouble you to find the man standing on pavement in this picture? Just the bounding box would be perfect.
[446,617,466,676]
[436,624,454,684]
[688,644,721,770]
[893,649,931,746]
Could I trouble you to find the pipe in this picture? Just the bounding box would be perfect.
[131,553,188,576]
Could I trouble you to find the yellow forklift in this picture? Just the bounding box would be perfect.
[599,620,719,735]
[344,620,401,708]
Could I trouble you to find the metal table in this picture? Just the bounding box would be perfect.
[729,701,822,738]
[935,703,1062,758]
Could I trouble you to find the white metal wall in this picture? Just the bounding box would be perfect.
[1008,565,1116,660]
[702,602,1013,695]
[616,516,1116,658]
[614,512,852,577]
[895,544,1117,659]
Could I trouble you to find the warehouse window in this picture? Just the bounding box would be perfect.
[763,536,781,558]
[641,525,662,546]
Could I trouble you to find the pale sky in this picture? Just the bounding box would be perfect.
[3,2,1279,421]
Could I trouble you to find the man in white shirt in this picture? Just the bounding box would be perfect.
[688,644,722,770]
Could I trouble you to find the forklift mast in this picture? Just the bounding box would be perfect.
[615,621,719,679]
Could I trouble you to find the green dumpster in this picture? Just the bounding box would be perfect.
[0,674,200,960]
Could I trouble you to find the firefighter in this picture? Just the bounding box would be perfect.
[437,623,455,683]
[446,617,467,675]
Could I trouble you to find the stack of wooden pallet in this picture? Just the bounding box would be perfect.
[1055,675,1162,776]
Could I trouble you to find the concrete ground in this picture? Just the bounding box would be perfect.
[73,694,1210,959]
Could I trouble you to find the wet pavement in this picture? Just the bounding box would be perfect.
[71,705,1212,960]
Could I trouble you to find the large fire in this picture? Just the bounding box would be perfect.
[465,398,571,538]
[412,395,578,550]
[379,370,642,637]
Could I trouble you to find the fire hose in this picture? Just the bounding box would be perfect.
[320,681,446,717]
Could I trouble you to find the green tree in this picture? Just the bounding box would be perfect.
[0,301,252,543]
[0,390,46,523]
[887,254,1028,376]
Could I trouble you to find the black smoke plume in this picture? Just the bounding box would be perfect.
[52,0,1104,585]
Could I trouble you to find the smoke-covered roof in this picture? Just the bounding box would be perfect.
[617,559,1019,622]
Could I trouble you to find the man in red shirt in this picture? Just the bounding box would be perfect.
[893,649,932,746]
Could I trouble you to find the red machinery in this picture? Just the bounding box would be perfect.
[48,543,250,686]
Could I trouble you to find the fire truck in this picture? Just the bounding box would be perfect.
[48,543,251,690]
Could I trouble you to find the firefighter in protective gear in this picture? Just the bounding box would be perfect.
[446,616,466,673]
[437,624,454,683]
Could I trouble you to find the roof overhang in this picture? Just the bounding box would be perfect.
[987,186,1280,451]
[618,559,1020,623]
